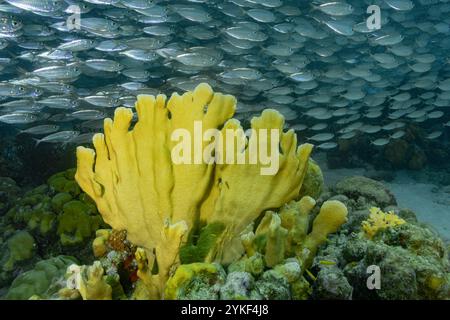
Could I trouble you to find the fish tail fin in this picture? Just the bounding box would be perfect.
[33,138,42,147]
[15,128,24,135]
[16,65,29,76]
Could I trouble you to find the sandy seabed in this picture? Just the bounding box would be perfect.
[314,153,450,242]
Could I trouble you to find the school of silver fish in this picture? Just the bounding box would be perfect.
[0,0,449,151]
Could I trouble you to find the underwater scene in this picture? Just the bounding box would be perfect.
[0,0,449,302]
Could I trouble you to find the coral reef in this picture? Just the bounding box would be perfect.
[361,207,406,239]
[1,166,448,300]
[57,200,103,247]
[331,176,397,208]
[299,159,324,200]
[65,261,112,300]
[0,231,36,286]
[240,198,347,270]
[3,169,105,251]
[75,83,314,298]
[311,178,450,300]
[1,84,448,301]
[165,263,226,300]
[5,256,77,300]
[0,169,106,293]
[160,195,347,300]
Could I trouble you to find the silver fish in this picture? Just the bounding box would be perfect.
[57,39,97,52]
[308,133,335,142]
[4,0,64,13]
[316,2,354,16]
[0,112,38,124]
[20,124,60,135]
[71,110,105,121]
[84,59,123,72]
[35,130,80,146]
[33,64,81,81]
[317,142,338,150]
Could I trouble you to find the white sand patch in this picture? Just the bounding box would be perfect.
[385,173,450,241]
[313,152,450,240]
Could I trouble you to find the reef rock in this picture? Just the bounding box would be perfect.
[332,176,397,208]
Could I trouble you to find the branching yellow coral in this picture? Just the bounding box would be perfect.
[92,229,111,258]
[241,198,348,271]
[301,200,348,267]
[362,207,406,239]
[66,262,112,300]
[75,83,313,298]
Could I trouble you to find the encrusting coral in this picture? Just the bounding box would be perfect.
[75,83,316,298]
[361,207,406,239]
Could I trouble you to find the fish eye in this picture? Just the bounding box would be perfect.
[19,86,25,92]
[12,21,18,26]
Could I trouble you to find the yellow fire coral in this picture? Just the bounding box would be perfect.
[66,262,112,300]
[241,197,348,270]
[362,207,406,239]
[301,200,348,267]
[75,83,313,298]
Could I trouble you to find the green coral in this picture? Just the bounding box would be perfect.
[165,263,226,300]
[241,197,346,273]
[314,219,450,300]
[220,272,259,300]
[252,259,310,300]
[299,159,324,199]
[163,258,310,300]
[179,222,226,264]
[1,231,35,272]
[228,253,265,277]
[255,269,291,300]
[57,200,103,247]
[47,170,80,197]
[27,209,56,236]
[47,175,69,194]
[62,181,81,197]
[51,193,73,212]
[242,212,288,268]
[0,168,105,279]
[5,256,78,300]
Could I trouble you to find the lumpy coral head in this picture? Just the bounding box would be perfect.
[75,83,313,295]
